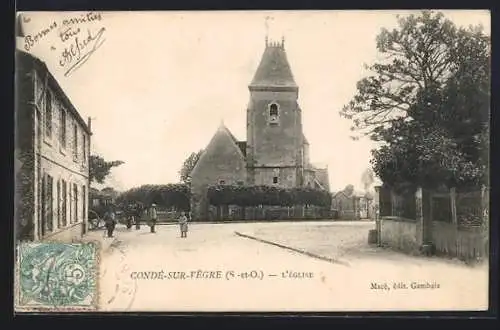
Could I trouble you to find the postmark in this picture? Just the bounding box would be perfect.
[100,240,137,311]
[16,242,99,311]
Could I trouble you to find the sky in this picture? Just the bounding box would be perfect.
[16,10,490,192]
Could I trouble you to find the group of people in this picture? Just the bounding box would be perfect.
[102,203,189,238]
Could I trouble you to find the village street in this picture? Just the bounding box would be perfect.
[95,221,489,312]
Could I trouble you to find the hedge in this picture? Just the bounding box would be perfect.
[207,185,331,208]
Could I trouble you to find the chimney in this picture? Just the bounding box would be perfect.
[87,117,92,133]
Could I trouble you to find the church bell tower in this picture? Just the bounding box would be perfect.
[246,37,305,188]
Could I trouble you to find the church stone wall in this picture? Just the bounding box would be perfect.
[247,91,300,167]
[253,167,297,188]
[190,129,247,221]
[304,169,316,188]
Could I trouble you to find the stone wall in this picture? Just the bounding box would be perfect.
[380,217,420,253]
[247,90,301,170]
[252,167,297,188]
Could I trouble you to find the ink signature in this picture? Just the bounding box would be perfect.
[59,27,106,77]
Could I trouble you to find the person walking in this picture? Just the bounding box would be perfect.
[126,203,133,229]
[149,203,158,233]
[178,211,189,238]
[135,203,142,230]
[104,207,117,238]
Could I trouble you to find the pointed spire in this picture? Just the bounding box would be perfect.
[250,35,297,88]
[264,16,271,48]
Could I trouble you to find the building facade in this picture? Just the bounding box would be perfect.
[190,39,329,220]
[331,190,374,220]
[15,50,92,242]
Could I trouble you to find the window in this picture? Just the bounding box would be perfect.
[46,175,54,232]
[219,180,225,185]
[273,176,278,184]
[82,133,86,161]
[82,185,86,220]
[57,180,61,228]
[237,181,244,186]
[268,103,279,125]
[45,92,53,137]
[73,124,78,160]
[41,175,46,237]
[60,109,66,148]
[69,184,72,223]
[73,184,78,223]
[269,103,278,116]
[62,180,67,226]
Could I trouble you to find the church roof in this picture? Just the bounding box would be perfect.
[217,122,247,157]
[190,123,246,177]
[250,41,297,88]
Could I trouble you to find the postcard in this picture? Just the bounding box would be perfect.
[14,10,491,312]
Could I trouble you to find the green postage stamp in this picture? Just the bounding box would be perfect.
[15,242,99,311]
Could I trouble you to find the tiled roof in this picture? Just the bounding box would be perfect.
[250,42,297,88]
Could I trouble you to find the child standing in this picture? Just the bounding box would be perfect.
[178,212,188,238]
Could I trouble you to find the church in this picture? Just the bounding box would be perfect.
[190,37,330,220]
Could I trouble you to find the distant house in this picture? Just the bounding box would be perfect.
[90,188,117,209]
[332,190,374,220]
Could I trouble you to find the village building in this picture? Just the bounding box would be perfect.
[190,38,330,220]
[15,50,92,242]
[331,190,374,220]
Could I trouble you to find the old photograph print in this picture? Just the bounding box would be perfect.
[14,10,491,312]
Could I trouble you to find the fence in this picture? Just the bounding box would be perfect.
[377,185,489,261]
[206,205,334,222]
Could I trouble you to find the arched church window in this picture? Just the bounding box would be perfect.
[268,103,279,125]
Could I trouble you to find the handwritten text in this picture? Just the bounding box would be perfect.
[59,27,106,77]
[24,21,58,52]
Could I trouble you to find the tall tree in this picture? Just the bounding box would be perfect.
[361,168,375,191]
[343,184,355,196]
[179,150,203,185]
[341,10,490,190]
[117,184,190,211]
[89,155,124,184]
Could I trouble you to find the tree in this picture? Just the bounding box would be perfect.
[341,10,490,190]
[340,10,463,140]
[343,184,355,197]
[361,168,375,191]
[179,150,203,184]
[89,155,124,184]
[117,184,191,211]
